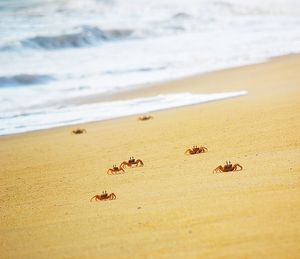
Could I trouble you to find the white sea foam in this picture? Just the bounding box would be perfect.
[0,91,247,136]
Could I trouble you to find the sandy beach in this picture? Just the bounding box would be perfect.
[0,54,300,258]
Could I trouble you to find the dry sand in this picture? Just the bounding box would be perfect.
[0,55,300,258]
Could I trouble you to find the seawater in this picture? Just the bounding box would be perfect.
[0,0,300,135]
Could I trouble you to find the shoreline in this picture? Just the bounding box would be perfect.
[0,90,248,138]
[1,53,298,139]
[0,54,299,258]
[71,53,298,104]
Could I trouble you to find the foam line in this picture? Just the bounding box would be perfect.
[0,91,247,136]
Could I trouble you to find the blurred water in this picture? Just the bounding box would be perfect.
[0,0,300,135]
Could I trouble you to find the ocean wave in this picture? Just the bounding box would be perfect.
[9,26,134,50]
[0,74,54,87]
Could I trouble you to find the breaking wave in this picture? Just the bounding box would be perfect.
[4,26,134,50]
[0,74,54,87]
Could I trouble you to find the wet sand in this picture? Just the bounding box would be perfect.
[0,55,300,258]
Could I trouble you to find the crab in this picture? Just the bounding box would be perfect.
[72,128,86,134]
[107,165,125,175]
[185,145,208,155]
[138,115,153,121]
[213,161,243,173]
[120,157,144,169]
[90,191,116,202]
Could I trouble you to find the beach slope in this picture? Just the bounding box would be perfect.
[0,55,300,258]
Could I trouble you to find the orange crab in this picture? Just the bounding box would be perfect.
[120,157,144,169]
[72,128,86,134]
[185,145,208,155]
[90,191,116,202]
[213,161,243,173]
[138,115,153,121]
[107,165,125,175]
